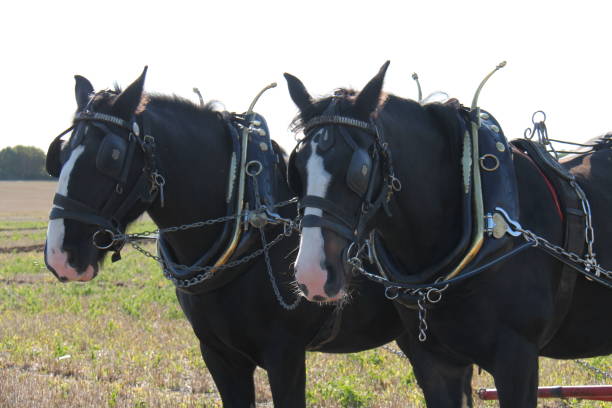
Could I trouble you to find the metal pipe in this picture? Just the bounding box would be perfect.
[478,385,612,401]
[445,62,506,280]
[412,73,423,102]
[212,83,277,270]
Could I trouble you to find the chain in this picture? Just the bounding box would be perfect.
[517,227,612,281]
[381,345,409,359]
[417,295,428,341]
[116,197,298,242]
[259,226,301,310]
[121,166,302,311]
[574,359,612,381]
[347,255,446,342]
[128,230,289,287]
[573,180,598,273]
[252,171,302,310]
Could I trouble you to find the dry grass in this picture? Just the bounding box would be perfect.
[0,183,609,407]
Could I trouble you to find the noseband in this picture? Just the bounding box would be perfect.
[290,114,401,244]
[47,104,162,261]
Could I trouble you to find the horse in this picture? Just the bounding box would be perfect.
[42,67,415,407]
[284,61,612,407]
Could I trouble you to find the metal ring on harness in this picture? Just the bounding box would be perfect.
[245,160,263,176]
[346,241,359,260]
[92,229,118,250]
[532,110,546,124]
[479,154,500,172]
[385,286,399,300]
[390,176,402,192]
[426,288,444,303]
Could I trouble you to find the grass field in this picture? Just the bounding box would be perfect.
[0,181,610,407]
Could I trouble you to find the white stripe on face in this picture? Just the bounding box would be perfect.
[45,145,95,281]
[294,133,334,300]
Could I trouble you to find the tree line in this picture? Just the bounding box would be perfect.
[0,146,53,180]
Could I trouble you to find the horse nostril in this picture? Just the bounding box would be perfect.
[298,283,309,297]
[324,262,341,297]
[65,248,76,267]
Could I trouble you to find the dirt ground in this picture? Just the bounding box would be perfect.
[0,181,56,218]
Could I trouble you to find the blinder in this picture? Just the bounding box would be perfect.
[346,148,372,197]
[96,131,130,182]
[289,113,397,247]
[45,134,64,178]
[46,104,161,261]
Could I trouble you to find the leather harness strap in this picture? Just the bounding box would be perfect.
[511,139,583,348]
[512,147,564,221]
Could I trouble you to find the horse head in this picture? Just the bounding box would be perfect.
[44,67,156,282]
[286,61,465,302]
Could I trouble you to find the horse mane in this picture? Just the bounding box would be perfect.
[289,89,352,134]
[146,93,224,116]
[290,89,430,136]
[90,89,223,122]
[591,132,612,150]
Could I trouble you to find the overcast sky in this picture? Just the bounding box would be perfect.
[2,1,610,153]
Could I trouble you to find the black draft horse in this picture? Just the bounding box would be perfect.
[42,68,413,407]
[285,62,612,407]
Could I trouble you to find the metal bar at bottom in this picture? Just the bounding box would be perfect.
[478,385,612,401]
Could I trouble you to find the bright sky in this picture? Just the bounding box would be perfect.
[2,1,611,154]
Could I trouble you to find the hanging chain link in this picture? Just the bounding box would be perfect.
[574,359,612,381]
[251,169,302,310]
[346,249,447,342]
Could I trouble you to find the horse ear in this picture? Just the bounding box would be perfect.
[74,75,94,111]
[284,73,313,113]
[113,66,148,120]
[354,61,390,119]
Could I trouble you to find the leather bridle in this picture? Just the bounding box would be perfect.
[47,103,161,261]
[291,113,401,248]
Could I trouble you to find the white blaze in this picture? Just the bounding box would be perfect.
[45,145,94,281]
[294,135,334,299]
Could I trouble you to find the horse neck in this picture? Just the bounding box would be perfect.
[144,102,232,265]
[375,119,465,272]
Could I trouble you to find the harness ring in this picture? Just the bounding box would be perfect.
[532,110,546,125]
[426,288,443,303]
[92,229,118,250]
[479,154,500,172]
[390,176,402,192]
[246,160,263,176]
[385,286,399,300]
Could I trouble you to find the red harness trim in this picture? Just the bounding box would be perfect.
[512,147,564,222]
